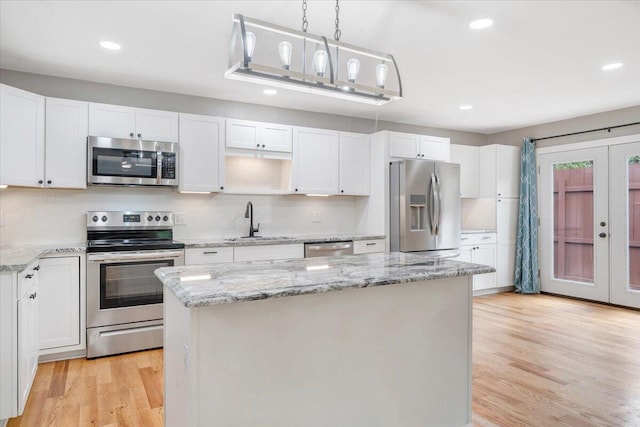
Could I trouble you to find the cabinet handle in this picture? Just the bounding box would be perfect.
[29,292,37,300]
[481,236,491,239]
[47,180,52,184]
[137,133,142,138]
[365,242,377,246]
[38,180,43,184]
[130,132,134,137]
[202,251,218,255]
[33,266,40,271]
[25,274,34,279]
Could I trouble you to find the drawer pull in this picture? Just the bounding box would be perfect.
[461,237,469,240]
[365,242,377,246]
[203,251,219,255]
[25,274,34,279]
[481,236,492,239]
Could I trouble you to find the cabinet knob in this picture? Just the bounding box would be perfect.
[416,154,420,158]
[262,144,265,148]
[257,143,260,148]
[29,292,37,300]
[421,154,425,158]
[137,133,142,138]
[220,186,224,190]
[599,232,607,238]
[600,221,606,227]
[130,132,134,137]
[47,180,52,184]
[295,188,298,192]
[341,190,344,193]
[38,180,43,184]
[498,193,501,196]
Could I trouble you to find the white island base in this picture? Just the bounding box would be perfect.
[164,275,472,427]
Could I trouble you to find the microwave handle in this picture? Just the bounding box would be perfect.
[156,151,163,184]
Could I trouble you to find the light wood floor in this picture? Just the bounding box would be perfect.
[8,293,640,426]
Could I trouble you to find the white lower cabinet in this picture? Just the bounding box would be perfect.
[353,239,385,254]
[234,244,304,262]
[1,260,40,420]
[454,233,497,292]
[38,256,84,356]
[185,247,234,265]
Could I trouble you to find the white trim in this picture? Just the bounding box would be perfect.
[536,133,640,154]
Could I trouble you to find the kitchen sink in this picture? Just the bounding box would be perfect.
[224,236,297,242]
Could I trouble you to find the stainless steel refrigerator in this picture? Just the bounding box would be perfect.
[389,160,461,255]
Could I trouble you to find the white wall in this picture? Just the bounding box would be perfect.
[0,187,360,246]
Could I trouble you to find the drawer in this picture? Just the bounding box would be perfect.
[353,239,386,254]
[459,233,497,246]
[185,247,234,265]
[234,244,304,262]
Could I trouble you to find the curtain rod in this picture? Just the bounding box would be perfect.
[530,121,640,143]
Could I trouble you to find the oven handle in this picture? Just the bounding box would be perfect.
[99,324,163,338]
[88,250,184,263]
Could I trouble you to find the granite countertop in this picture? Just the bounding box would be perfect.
[181,234,385,248]
[461,229,497,234]
[0,244,86,272]
[156,252,495,308]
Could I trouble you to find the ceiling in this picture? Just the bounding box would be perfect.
[1,1,639,134]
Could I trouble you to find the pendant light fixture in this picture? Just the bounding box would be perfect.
[224,0,402,105]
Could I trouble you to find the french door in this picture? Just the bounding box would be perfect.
[539,141,640,308]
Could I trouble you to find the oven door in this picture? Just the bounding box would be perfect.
[87,249,184,328]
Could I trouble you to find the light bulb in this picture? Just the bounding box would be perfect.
[376,63,389,88]
[347,58,360,83]
[312,50,328,77]
[245,31,256,62]
[278,41,292,70]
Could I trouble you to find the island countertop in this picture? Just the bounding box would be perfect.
[156,252,495,308]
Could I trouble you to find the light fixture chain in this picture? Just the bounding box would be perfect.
[334,0,341,41]
[302,0,308,32]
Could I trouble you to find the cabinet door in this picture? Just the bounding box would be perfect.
[339,132,369,195]
[88,103,136,139]
[18,274,38,415]
[419,136,450,162]
[450,144,479,198]
[451,246,473,263]
[45,98,88,189]
[497,198,519,245]
[135,108,179,142]
[473,245,497,291]
[179,113,224,192]
[226,119,259,150]
[389,132,419,159]
[496,145,521,198]
[0,84,45,187]
[496,243,516,287]
[38,257,80,350]
[260,123,292,153]
[292,127,339,194]
[233,244,304,262]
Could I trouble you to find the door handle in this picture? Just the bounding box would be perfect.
[599,232,607,238]
[429,173,437,235]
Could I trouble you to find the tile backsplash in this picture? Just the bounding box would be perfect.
[0,187,360,246]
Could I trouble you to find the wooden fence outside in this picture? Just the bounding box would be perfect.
[553,163,640,290]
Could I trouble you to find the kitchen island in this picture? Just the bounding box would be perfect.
[156,253,494,427]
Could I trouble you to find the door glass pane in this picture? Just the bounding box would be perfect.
[100,260,173,309]
[628,155,640,291]
[553,161,594,283]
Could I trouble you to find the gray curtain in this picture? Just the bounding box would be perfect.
[514,137,540,294]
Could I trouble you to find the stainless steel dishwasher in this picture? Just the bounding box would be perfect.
[304,241,354,258]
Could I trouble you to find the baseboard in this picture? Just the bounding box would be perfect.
[473,285,515,297]
[38,349,86,363]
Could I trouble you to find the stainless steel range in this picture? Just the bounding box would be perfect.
[86,211,184,358]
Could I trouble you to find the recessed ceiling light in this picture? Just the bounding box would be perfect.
[469,19,493,29]
[459,105,473,110]
[602,62,623,71]
[99,40,121,50]
[263,89,277,95]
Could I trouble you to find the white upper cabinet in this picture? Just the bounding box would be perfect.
[89,103,178,142]
[450,144,480,198]
[179,113,225,192]
[339,132,370,195]
[389,132,420,158]
[479,144,521,198]
[386,131,450,161]
[292,127,339,194]
[419,136,450,162]
[0,84,45,188]
[226,119,292,153]
[45,98,88,189]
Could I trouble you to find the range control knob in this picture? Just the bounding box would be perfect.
[147,215,153,221]
[92,215,99,222]
[101,216,108,222]
[155,215,161,221]
[163,215,169,222]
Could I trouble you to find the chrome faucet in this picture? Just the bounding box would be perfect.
[244,201,260,237]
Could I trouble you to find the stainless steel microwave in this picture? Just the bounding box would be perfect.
[87,136,179,187]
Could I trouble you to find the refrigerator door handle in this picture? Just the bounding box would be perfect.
[429,173,437,235]
[434,174,442,235]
